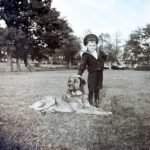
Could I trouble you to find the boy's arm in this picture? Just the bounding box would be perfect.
[78,54,88,76]
[101,51,107,61]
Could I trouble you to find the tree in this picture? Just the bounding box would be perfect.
[99,33,110,51]
[0,0,52,29]
[0,0,50,71]
[62,35,81,69]
[31,8,73,60]
[141,24,150,63]
[114,32,123,60]
[0,0,74,71]
[0,27,34,71]
[99,33,120,68]
[123,26,150,67]
[0,27,17,71]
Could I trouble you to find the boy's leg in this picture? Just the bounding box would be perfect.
[88,72,96,106]
[88,92,94,106]
[94,89,99,108]
[94,70,103,107]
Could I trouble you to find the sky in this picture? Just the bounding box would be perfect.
[52,0,150,40]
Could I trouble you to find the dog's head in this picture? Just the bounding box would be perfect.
[67,75,86,96]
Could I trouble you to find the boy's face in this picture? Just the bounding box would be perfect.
[86,40,97,52]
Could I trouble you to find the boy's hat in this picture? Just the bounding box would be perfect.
[83,34,98,46]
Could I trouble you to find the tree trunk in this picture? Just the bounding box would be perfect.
[147,55,150,64]
[24,57,33,72]
[49,56,53,68]
[109,62,112,69]
[68,60,72,69]
[16,58,21,72]
[6,53,13,72]
[77,61,80,67]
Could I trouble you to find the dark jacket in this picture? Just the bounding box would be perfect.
[78,49,107,75]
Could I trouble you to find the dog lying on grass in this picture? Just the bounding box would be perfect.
[29,75,112,115]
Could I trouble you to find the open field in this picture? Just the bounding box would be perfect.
[0,70,150,150]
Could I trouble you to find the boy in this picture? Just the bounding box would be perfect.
[78,34,107,107]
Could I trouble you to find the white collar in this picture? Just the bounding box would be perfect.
[91,50,98,59]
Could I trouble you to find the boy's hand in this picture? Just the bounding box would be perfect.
[77,74,82,78]
[72,74,82,78]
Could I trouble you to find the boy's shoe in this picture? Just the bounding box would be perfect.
[95,99,99,108]
[89,99,94,106]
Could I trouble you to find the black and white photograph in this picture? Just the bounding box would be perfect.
[0,0,150,149]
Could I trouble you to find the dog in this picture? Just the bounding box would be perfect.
[29,75,112,115]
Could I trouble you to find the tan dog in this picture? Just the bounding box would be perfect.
[29,75,112,115]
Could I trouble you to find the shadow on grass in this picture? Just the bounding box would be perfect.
[0,135,70,150]
[0,137,33,150]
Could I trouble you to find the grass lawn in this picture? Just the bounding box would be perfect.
[0,70,150,150]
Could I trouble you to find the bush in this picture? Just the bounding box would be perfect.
[34,63,40,67]
[135,64,150,71]
[111,65,127,70]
